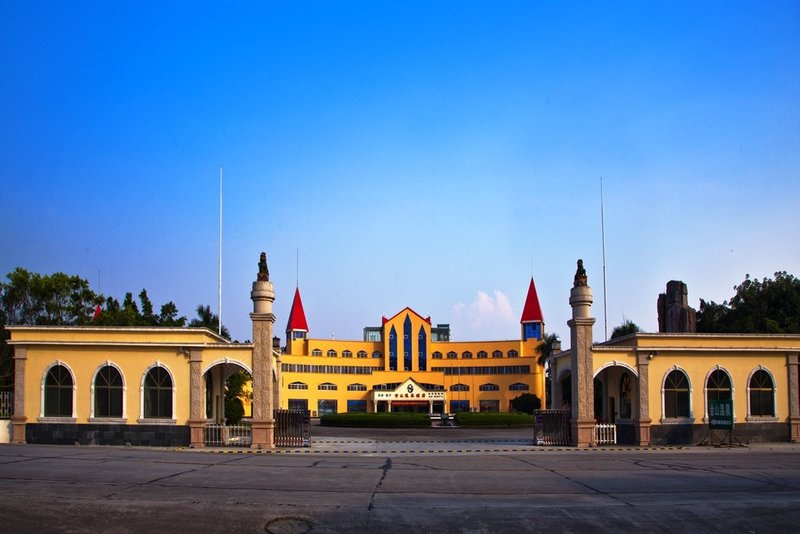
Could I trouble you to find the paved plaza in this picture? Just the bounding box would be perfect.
[2,426,800,533]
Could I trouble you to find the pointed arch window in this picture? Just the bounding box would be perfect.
[94,365,123,418]
[450,383,469,392]
[418,325,427,371]
[477,351,488,359]
[509,382,529,391]
[491,350,502,359]
[479,383,499,391]
[44,364,74,418]
[357,351,368,359]
[143,366,173,419]
[462,351,473,359]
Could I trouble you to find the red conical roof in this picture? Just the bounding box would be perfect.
[520,277,544,323]
[286,287,309,333]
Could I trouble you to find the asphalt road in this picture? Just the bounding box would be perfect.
[1,430,800,533]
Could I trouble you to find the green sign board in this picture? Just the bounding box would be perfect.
[709,399,734,430]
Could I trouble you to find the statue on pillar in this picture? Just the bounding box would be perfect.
[574,259,588,287]
[258,252,270,281]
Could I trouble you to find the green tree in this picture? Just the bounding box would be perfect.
[535,333,560,368]
[697,272,800,333]
[224,369,252,424]
[510,393,541,414]
[190,304,231,340]
[610,319,640,339]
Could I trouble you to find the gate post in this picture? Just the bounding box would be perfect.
[568,259,595,447]
[250,252,276,449]
[188,349,205,448]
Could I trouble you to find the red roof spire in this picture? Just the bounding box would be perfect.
[286,287,309,333]
[520,277,544,323]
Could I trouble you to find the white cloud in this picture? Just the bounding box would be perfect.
[452,290,518,340]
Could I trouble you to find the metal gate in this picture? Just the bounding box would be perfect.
[274,409,311,447]
[204,424,251,447]
[533,409,571,446]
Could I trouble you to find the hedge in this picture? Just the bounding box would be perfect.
[453,412,535,427]
[320,412,432,428]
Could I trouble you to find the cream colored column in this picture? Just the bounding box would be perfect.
[636,351,652,447]
[11,347,27,444]
[188,349,205,448]
[787,352,800,443]
[250,252,276,449]
[568,262,595,447]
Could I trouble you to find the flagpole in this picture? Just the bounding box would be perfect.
[218,165,223,337]
[600,176,608,341]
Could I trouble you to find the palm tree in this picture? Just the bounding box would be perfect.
[190,304,231,340]
[536,333,560,368]
[610,319,640,340]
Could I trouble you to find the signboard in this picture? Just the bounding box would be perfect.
[709,399,734,430]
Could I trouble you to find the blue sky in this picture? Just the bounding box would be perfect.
[2,2,799,344]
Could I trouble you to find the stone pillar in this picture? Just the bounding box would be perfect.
[787,352,800,443]
[11,347,27,444]
[250,252,276,449]
[568,260,595,447]
[636,351,652,447]
[187,349,205,448]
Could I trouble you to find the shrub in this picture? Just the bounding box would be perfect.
[320,412,431,428]
[509,393,541,414]
[454,412,535,427]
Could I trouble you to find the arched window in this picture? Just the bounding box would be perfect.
[509,382,529,391]
[462,351,473,359]
[432,351,443,359]
[143,366,173,419]
[492,350,502,359]
[749,369,775,417]
[507,350,519,358]
[477,351,488,359]
[450,383,469,392]
[327,349,338,358]
[311,349,322,357]
[479,383,499,391]
[347,383,367,391]
[44,364,74,417]
[288,381,308,390]
[372,351,382,359]
[664,369,690,419]
[342,350,352,358]
[357,351,368,359]
[446,351,457,359]
[94,365,123,418]
[318,382,338,391]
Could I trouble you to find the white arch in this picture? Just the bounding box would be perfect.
[201,357,252,376]
[139,361,176,421]
[660,365,694,421]
[593,361,639,378]
[89,361,127,420]
[746,365,778,420]
[39,360,77,420]
[702,365,734,422]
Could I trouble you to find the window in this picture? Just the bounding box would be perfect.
[143,366,172,419]
[347,383,367,391]
[462,351,473,359]
[312,349,322,357]
[446,351,458,359]
[664,369,690,419]
[477,351,487,359]
[44,364,73,417]
[342,350,353,358]
[509,382,529,391]
[318,399,337,415]
[492,350,502,359]
[479,399,499,412]
[288,399,308,411]
[507,350,519,358]
[327,349,338,358]
[372,351,382,359]
[479,383,499,391]
[706,369,731,402]
[450,400,470,412]
[450,383,469,392]
[749,369,775,417]
[318,382,338,391]
[357,350,368,359]
[432,351,443,359]
[94,365,123,418]
[347,400,367,413]
[288,381,308,390]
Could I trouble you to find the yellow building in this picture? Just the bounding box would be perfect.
[279,278,547,415]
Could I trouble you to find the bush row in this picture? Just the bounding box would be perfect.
[453,412,535,427]
[320,412,431,427]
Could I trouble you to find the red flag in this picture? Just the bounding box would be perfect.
[92,304,102,321]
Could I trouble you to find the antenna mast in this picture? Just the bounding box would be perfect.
[600,176,608,341]
[218,165,223,337]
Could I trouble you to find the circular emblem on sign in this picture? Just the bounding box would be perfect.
[407,384,413,393]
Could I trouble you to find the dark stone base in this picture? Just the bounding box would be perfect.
[650,422,789,445]
[26,423,190,447]
[616,423,637,445]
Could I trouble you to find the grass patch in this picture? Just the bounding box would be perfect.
[453,412,535,427]
[320,412,432,428]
